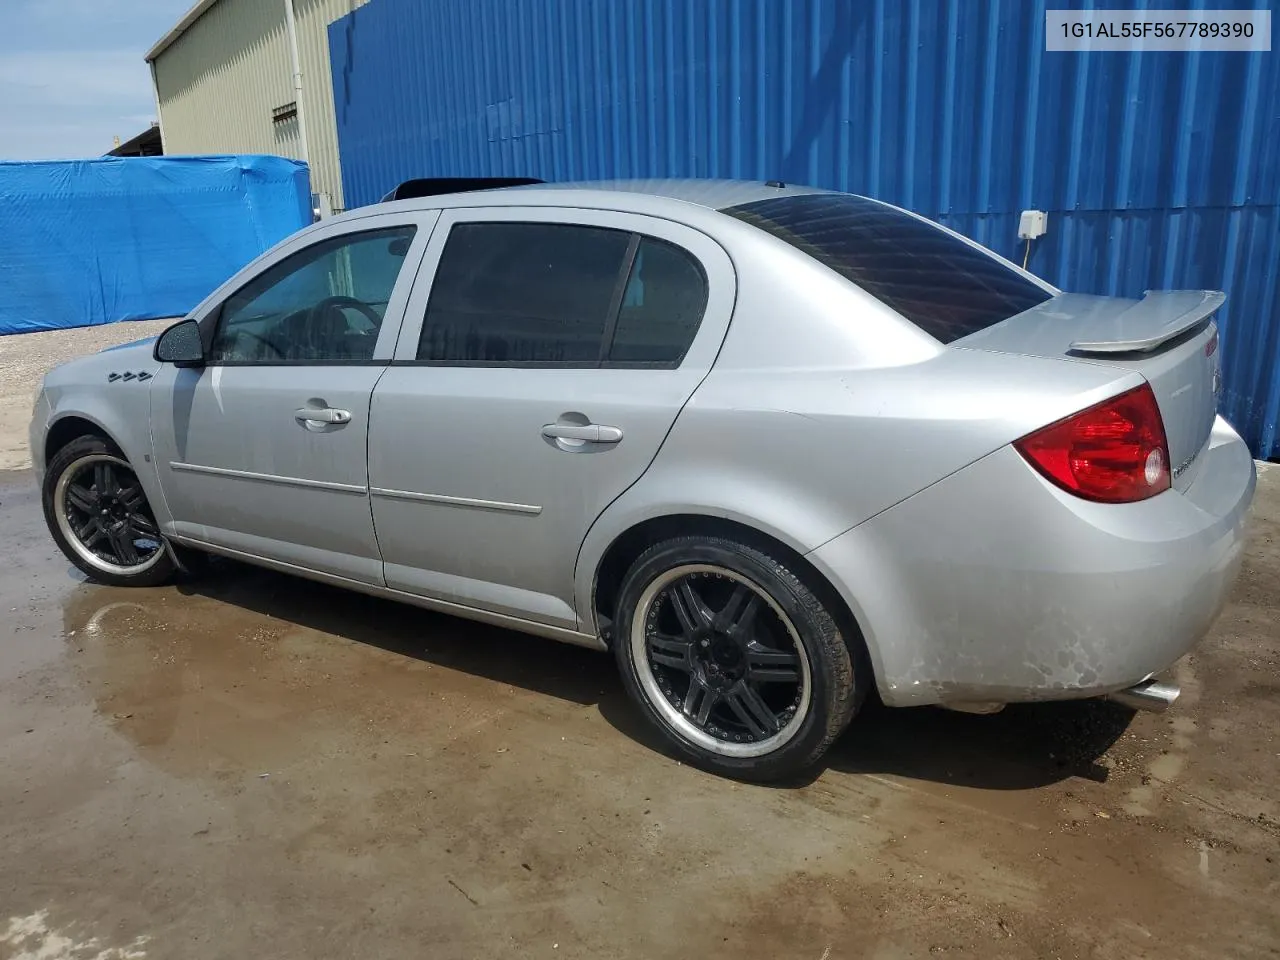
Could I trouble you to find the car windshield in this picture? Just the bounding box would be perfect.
[722,193,1053,343]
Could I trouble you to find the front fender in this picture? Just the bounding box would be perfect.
[42,377,170,529]
[28,389,52,483]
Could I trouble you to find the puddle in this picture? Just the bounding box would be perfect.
[55,562,611,781]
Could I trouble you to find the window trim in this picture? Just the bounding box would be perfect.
[387,357,692,370]
[198,359,392,368]
[412,218,710,370]
[597,233,642,363]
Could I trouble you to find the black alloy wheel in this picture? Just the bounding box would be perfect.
[614,536,866,782]
[43,436,176,587]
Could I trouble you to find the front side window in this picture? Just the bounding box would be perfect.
[417,222,709,366]
[209,226,416,363]
[723,194,1052,343]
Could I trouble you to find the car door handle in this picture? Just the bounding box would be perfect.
[295,407,351,425]
[541,423,623,443]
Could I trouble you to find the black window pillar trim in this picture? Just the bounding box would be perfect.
[598,233,641,365]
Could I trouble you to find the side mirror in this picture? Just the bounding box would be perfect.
[154,319,205,367]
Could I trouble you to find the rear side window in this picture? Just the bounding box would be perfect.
[609,238,708,365]
[417,222,708,366]
[723,194,1052,343]
[418,222,629,363]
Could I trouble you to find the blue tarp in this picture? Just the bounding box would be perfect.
[0,155,310,335]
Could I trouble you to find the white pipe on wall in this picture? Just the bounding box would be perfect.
[283,0,309,167]
[147,59,166,153]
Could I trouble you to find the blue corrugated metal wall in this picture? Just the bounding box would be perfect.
[329,0,1280,458]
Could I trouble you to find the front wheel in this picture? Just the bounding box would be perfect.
[613,536,865,782]
[42,436,177,587]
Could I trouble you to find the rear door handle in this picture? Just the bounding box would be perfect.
[541,423,623,443]
[295,407,352,425]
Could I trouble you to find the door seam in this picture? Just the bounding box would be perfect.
[570,245,742,634]
[364,364,395,581]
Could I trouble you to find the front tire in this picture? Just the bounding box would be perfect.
[42,436,176,587]
[614,536,865,782]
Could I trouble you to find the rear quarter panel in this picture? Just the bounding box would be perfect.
[810,419,1254,706]
[574,228,1143,634]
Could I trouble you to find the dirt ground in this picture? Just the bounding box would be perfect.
[0,464,1276,959]
[0,320,173,471]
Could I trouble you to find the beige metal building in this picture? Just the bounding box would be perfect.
[146,0,371,213]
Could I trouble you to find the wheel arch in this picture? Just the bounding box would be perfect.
[44,413,122,465]
[42,400,173,531]
[588,512,872,681]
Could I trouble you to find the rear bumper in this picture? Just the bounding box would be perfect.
[809,416,1256,708]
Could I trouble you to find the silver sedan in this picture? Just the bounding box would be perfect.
[30,179,1256,781]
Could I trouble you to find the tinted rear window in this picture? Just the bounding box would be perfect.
[723,194,1052,343]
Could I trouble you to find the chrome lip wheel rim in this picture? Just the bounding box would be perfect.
[631,564,812,759]
[54,454,165,576]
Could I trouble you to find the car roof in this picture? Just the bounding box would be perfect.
[345,178,835,221]
[511,178,834,209]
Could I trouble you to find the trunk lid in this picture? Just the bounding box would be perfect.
[958,291,1224,492]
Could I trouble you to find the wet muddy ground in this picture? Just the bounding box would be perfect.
[1,466,1277,959]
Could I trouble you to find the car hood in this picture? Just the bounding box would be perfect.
[44,337,159,390]
[101,335,159,353]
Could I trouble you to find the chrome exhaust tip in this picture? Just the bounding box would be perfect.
[1106,679,1180,713]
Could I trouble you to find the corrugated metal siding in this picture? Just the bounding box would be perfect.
[330,0,1280,457]
[152,0,302,160]
[152,0,370,210]
[295,0,371,208]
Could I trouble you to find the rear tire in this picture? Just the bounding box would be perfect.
[42,436,177,588]
[613,535,865,782]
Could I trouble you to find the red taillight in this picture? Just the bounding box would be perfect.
[1014,384,1171,503]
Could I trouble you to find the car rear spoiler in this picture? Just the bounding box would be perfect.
[380,177,545,202]
[1069,290,1226,355]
